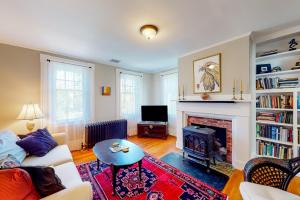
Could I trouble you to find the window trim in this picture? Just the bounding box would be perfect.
[116,68,143,119]
[40,54,95,124]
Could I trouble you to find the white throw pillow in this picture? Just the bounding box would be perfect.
[0,130,26,163]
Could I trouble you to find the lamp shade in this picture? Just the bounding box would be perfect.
[17,104,43,120]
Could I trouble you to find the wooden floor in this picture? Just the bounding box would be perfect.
[72,136,300,200]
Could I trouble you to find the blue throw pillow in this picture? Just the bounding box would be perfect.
[16,128,58,157]
[0,130,26,163]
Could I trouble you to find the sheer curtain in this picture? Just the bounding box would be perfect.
[41,56,94,150]
[118,71,143,135]
[161,72,178,135]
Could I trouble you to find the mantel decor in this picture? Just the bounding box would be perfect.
[193,53,221,93]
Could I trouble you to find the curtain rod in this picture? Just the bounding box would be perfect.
[119,71,143,77]
[47,59,92,69]
[160,71,178,77]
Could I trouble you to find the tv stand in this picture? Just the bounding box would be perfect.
[137,121,168,139]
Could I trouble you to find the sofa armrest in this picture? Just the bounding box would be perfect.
[40,182,92,200]
[51,132,67,145]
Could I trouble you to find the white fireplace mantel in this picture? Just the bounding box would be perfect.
[176,101,253,170]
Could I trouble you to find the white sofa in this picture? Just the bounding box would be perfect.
[20,132,93,200]
[240,182,300,200]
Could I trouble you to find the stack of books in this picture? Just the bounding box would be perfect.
[257,95,293,109]
[256,141,293,159]
[256,112,293,124]
[256,77,279,90]
[256,77,299,90]
[278,78,299,88]
[256,124,293,142]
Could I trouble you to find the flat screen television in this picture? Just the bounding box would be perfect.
[141,105,168,122]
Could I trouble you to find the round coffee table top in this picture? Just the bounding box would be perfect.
[93,139,145,166]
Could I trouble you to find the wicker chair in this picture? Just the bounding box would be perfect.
[244,156,300,190]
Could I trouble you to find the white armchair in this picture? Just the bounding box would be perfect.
[240,182,300,200]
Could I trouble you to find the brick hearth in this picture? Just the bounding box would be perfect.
[187,116,232,163]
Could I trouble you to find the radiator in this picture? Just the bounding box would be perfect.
[85,119,128,148]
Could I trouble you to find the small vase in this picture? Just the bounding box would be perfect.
[201,93,210,100]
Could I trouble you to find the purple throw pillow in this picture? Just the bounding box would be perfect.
[16,129,57,157]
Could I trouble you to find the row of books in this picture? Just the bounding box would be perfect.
[256,95,293,109]
[256,112,293,124]
[256,141,293,159]
[256,124,293,142]
[256,77,299,90]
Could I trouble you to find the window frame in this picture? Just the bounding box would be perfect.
[116,69,144,119]
[40,54,95,124]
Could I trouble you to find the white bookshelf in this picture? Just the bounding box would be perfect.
[254,32,300,159]
[256,137,293,146]
[256,48,300,62]
[256,108,293,111]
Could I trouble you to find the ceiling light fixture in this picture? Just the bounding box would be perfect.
[140,24,158,40]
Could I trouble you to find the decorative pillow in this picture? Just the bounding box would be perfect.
[16,128,57,157]
[0,154,21,168]
[20,166,65,198]
[0,130,26,163]
[0,168,40,200]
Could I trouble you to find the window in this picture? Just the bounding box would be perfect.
[119,72,143,121]
[161,71,178,134]
[50,61,92,123]
[41,55,94,150]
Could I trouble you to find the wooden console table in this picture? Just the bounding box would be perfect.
[137,121,168,139]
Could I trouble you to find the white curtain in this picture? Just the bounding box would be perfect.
[119,72,143,135]
[161,72,178,135]
[41,59,94,150]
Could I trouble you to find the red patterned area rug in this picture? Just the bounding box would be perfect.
[77,155,227,200]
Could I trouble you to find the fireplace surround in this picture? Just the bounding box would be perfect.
[176,100,252,169]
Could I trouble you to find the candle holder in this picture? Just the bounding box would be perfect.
[239,80,244,100]
[182,85,185,100]
[240,90,244,100]
[232,86,237,100]
[178,87,181,100]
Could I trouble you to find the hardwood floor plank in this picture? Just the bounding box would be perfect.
[72,136,300,200]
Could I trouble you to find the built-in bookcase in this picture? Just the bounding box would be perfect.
[254,31,300,159]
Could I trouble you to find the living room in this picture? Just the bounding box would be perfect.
[1,1,300,200]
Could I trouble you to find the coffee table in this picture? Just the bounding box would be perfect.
[93,139,145,195]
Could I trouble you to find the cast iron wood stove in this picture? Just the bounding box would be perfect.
[183,126,216,172]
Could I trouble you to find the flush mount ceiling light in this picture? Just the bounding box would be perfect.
[140,24,158,40]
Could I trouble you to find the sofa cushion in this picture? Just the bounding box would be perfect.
[0,168,40,200]
[20,166,65,198]
[16,128,57,157]
[0,130,26,163]
[240,182,300,200]
[53,162,83,188]
[0,154,21,168]
[22,144,73,167]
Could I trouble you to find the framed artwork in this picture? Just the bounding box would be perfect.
[193,53,221,93]
[101,86,111,96]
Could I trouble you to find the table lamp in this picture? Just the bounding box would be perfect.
[17,103,43,132]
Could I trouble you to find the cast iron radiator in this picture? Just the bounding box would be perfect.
[85,119,128,148]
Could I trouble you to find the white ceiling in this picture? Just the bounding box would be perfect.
[0,0,300,73]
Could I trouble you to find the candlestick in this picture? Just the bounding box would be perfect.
[240,80,244,100]
[232,79,237,100]
[182,85,185,100]
[178,86,181,100]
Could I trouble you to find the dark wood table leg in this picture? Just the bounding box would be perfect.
[138,160,142,182]
[97,159,100,170]
[111,165,117,196]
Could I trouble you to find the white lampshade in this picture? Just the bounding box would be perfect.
[17,103,43,120]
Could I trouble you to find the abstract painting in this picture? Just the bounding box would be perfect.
[101,86,111,96]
